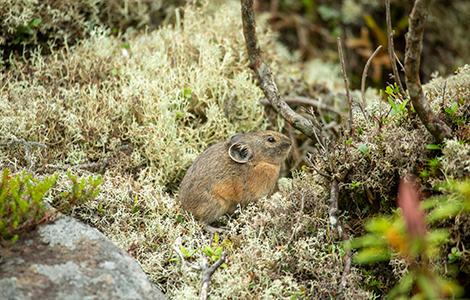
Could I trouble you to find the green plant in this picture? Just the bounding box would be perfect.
[345,181,361,190]
[14,18,41,44]
[171,233,232,269]
[420,157,442,181]
[201,232,232,268]
[358,143,371,161]
[55,171,103,212]
[444,102,458,117]
[385,84,409,120]
[348,179,469,299]
[447,247,462,264]
[0,169,58,243]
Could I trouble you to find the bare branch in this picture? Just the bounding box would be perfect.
[328,179,351,298]
[361,45,383,110]
[173,237,227,300]
[172,237,203,271]
[404,0,452,143]
[386,0,406,97]
[241,0,323,141]
[259,96,347,118]
[46,159,108,174]
[284,194,305,248]
[0,139,47,170]
[200,252,227,300]
[337,38,354,136]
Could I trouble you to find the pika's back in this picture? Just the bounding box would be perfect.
[179,130,291,224]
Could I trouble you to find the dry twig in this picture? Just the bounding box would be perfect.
[404,0,452,143]
[337,38,354,136]
[259,96,346,118]
[0,139,47,170]
[385,0,406,97]
[329,179,351,298]
[173,237,227,300]
[284,194,305,248]
[46,159,108,174]
[241,0,323,141]
[361,45,383,111]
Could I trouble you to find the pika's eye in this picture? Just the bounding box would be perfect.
[268,137,275,143]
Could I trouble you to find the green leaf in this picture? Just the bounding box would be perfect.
[426,201,465,223]
[214,247,223,257]
[417,272,438,299]
[29,18,42,28]
[11,234,19,243]
[204,245,214,254]
[347,234,387,249]
[451,102,458,112]
[187,249,198,257]
[399,99,409,111]
[365,217,395,234]
[427,229,449,246]
[179,244,187,255]
[388,97,398,112]
[386,272,413,299]
[426,144,441,150]
[17,198,29,212]
[354,247,391,264]
[358,143,368,154]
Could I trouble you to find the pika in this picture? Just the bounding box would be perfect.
[179,130,292,231]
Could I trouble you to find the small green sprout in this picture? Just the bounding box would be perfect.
[448,247,462,264]
[358,143,371,160]
[445,102,458,117]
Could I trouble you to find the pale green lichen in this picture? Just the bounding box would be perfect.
[440,139,470,179]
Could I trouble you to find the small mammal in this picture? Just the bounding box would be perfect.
[179,130,292,231]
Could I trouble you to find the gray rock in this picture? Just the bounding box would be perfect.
[0,216,168,300]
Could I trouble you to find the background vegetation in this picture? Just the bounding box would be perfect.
[1,0,469,299]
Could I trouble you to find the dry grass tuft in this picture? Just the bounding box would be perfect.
[0,1,280,189]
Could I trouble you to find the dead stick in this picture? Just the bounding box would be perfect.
[260,97,346,118]
[241,0,323,142]
[386,0,406,97]
[173,237,227,300]
[361,45,383,111]
[329,179,351,298]
[285,194,305,248]
[337,38,354,136]
[0,139,47,170]
[200,252,227,300]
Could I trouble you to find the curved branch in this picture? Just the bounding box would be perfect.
[404,0,452,143]
[259,97,347,118]
[241,0,321,140]
[386,0,406,97]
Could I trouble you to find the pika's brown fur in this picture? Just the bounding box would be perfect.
[179,130,292,226]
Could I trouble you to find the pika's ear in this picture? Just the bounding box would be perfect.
[228,142,253,163]
[230,133,242,141]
